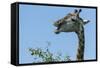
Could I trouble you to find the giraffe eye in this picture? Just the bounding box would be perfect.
[71,18,76,22]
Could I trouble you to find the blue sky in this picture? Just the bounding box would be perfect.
[19,4,96,64]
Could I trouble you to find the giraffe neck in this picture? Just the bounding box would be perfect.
[76,26,85,61]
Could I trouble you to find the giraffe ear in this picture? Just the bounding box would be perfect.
[71,18,76,22]
[79,9,82,13]
[74,9,78,13]
[83,20,90,25]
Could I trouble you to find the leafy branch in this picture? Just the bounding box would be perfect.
[29,41,71,63]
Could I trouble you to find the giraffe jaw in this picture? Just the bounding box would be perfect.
[54,29,60,34]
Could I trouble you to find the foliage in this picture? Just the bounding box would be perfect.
[29,42,71,63]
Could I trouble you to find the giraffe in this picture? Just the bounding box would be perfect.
[53,9,90,61]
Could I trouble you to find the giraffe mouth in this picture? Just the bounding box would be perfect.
[54,30,60,34]
[54,26,60,34]
[53,20,62,34]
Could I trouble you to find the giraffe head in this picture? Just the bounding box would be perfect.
[53,9,90,34]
